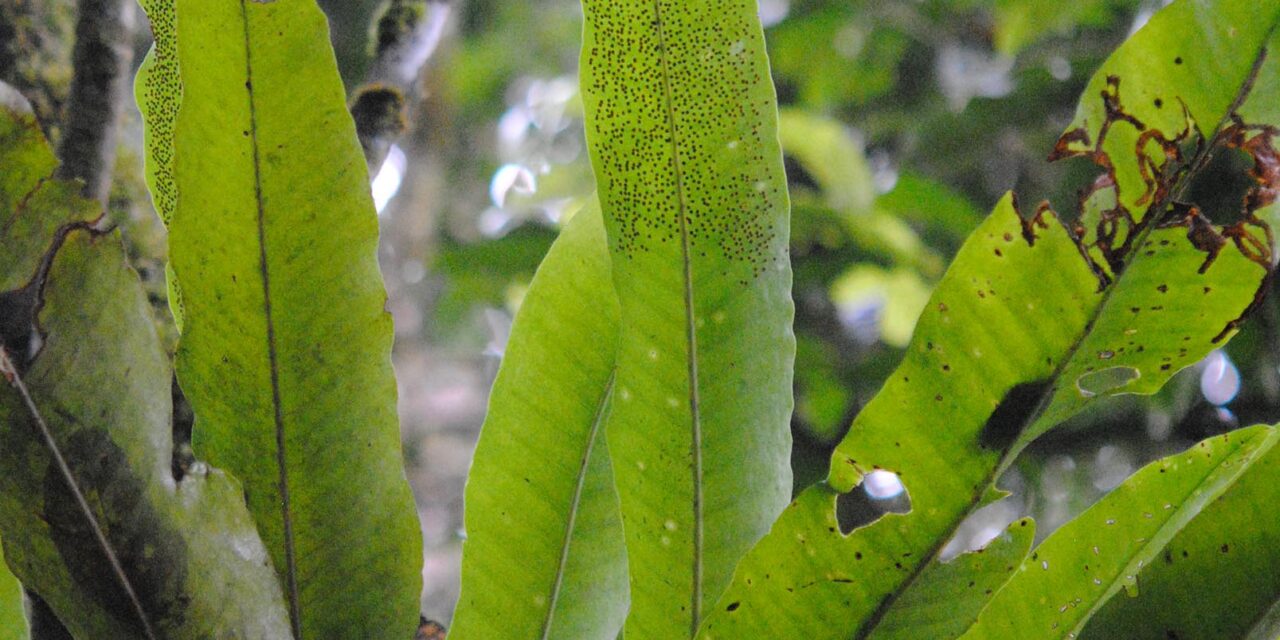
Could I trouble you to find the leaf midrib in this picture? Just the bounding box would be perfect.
[648,0,705,635]
[2,333,158,640]
[853,28,1278,640]
[540,372,617,639]
[237,1,301,636]
[1058,432,1272,639]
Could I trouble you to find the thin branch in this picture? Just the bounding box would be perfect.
[0,347,157,640]
[56,0,136,204]
[351,0,451,172]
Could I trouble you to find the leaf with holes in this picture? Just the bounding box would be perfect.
[0,91,291,639]
[697,2,1280,638]
[451,202,629,639]
[961,426,1279,639]
[579,0,795,636]
[1065,45,1280,639]
[136,1,423,637]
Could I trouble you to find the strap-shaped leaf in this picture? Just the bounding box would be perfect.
[698,2,1280,637]
[961,426,1278,639]
[134,0,177,229]
[137,0,423,636]
[0,95,292,638]
[134,0,185,330]
[579,0,795,635]
[452,202,629,639]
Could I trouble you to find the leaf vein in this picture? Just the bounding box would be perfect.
[237,2,301,636]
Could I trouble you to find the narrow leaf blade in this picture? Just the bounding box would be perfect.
[452,202,629,639]
[151,0,424,636]
[580,0,795,635]
[1077,431,1280,639]
[868,518,1035,640]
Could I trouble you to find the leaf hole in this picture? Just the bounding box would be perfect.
[835,472,911,535]
[1183,144,1257,225]
[1076,366,1140,398]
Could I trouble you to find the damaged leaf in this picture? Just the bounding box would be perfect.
[0,94,292,638]
[135,1,424,637]
[452,202,629,639]
[697,1,1280,638]
[1072,27,1280,640]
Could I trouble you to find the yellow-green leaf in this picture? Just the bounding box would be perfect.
[452,202,629,639]
[580,0,795,635]
[137,1,424,636]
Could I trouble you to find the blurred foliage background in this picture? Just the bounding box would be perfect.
[8,0,1279,624]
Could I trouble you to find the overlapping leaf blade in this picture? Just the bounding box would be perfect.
[0,93,292,639]
[579,0,795,635]
[867,518,1035,640]
[1067,41,1280,636]
[698,2,1280,637]
[136,0,423,636]
[451,202,629,639]
[961,426,1279,639]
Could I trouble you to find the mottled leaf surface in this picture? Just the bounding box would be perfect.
[0,83,95,293]
[0,96,291,638]
[452,203,629,640]
[698,2,1280,637]
[962,426,1278,639]
[580,0,795,635]
[137,0,423,636]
